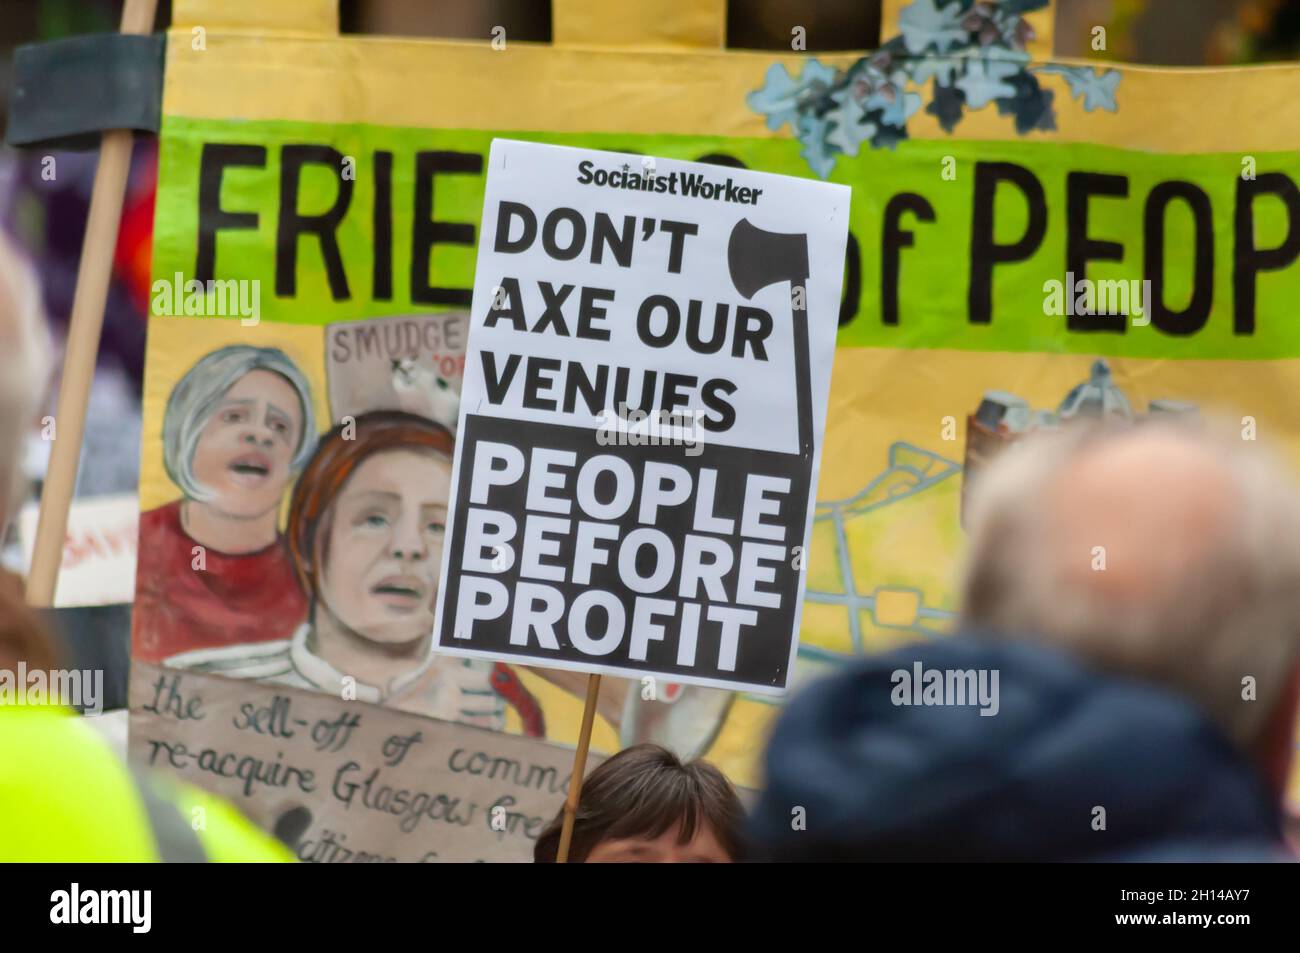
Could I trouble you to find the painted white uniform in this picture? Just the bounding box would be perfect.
[166,624,507,730]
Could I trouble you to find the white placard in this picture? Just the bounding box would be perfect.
[19,493,139,607]
[432,140,850,695]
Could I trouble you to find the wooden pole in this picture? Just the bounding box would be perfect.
[555,673,602,863]
[26,0,159,607]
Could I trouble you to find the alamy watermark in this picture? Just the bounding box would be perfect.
[1,662,103,714]
[50,883,150,933]
[891,661,1000,716]
[1043,272,1152,325]
[596,404,705,457]
[151,272,261,326]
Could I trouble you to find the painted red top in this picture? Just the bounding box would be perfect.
[133,500,308,662]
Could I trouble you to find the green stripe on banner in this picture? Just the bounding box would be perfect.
[153,116,1300,359]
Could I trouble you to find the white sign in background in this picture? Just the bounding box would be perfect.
[433,140,850,694]
[18,493,139,607]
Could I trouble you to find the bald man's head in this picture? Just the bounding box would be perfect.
[1042,429,1236,609]
[962,421,1300,754]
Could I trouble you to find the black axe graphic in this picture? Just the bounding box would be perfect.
[727,218,814,460]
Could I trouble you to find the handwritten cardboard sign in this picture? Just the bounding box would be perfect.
[129,662,583,862]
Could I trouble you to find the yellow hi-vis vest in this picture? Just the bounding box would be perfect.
[0,705,293,862]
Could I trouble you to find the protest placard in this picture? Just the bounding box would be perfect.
[432,141,850,694]
[129,662,578,862]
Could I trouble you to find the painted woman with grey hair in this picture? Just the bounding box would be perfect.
[133,345,316,662]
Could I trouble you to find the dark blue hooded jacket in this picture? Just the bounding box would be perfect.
[749,638,1286,862]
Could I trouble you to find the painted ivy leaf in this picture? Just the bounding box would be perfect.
[825,89,878,158]
[870,122,911,151]
[926,82,966,132]
[1037,65,1121,112]
[864,87,923,128]
[797,114,838,178]
[910,54,961,87]
[827,117,878,158]
[879,34,911,59]
[846,49,896,90]
[746,59,840,132]
[1000,0,1051,14]
[897,0,969,55]
[955,56,1020,109]
[996,72,1056,133]
[1033,90,1059,132]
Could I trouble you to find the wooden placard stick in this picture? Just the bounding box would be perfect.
[25,0,160,607]
[555,673,603,864]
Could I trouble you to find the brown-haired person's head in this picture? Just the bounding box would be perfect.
[534,744,744,863]
[0,575,59,674]
[287,410,455,646]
